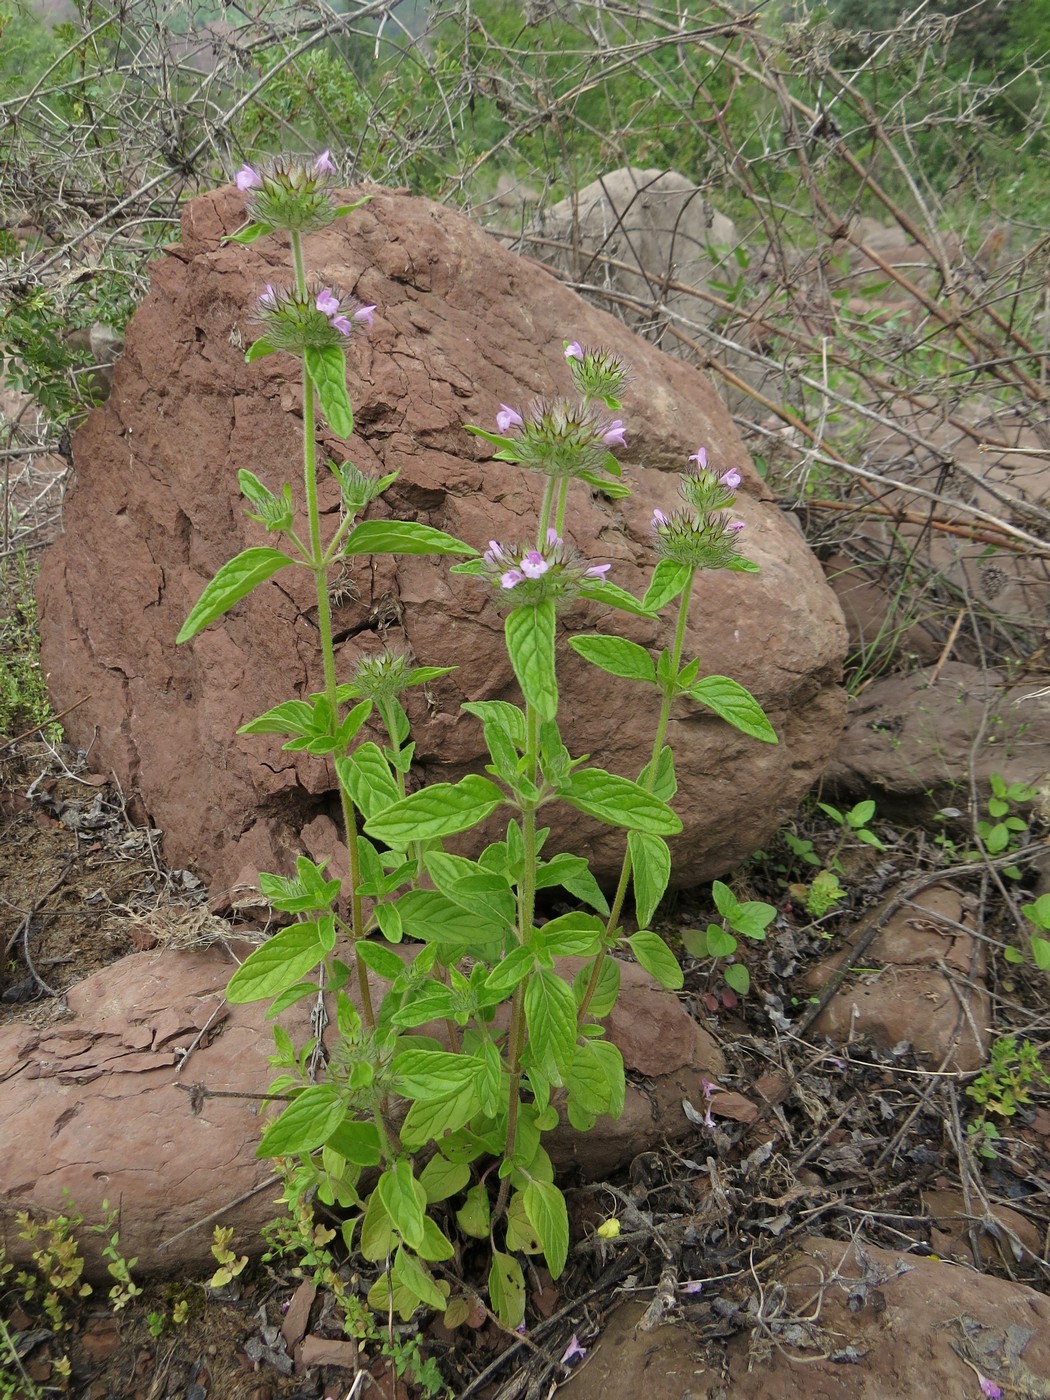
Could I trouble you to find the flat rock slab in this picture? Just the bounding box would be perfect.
[559,1235,1050,1399]
[0,946,723,1276]
[37,183,846,902]
[800,881,989,1071]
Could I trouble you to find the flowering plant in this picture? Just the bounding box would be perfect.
[176,154,776,1342]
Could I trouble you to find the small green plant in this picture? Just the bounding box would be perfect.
[681,880,777,996]
[801,868,846,918]
[15,1207,91,1330]
[0,554,62,745]
[207,1226,248,1289]
[969,773,1035,879]
[88,1201,141,1311]
[262,1182,449,1399]
[816,799,887,865]
[1015,894,1050,971]
[966,1034,1050,1159]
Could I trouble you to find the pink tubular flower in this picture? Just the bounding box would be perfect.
[978,1379,1002,1400]
[314,149,336,175]
[497,404,524,434]
[564,341,584,361]
[720,467,742,490]
[236,163,262,191]
[315,288,341,316]
[652,508,667,528]
[520,550,549,580]
[560,1335,586,1365]
[585,563,611,580]
[603,419,626,448]
[727,520,745,533]
[354,304,376,331]
[688,446,708,470]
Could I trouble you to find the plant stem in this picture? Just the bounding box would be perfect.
[577,569,696,1023]
[291,231,375,1036]
[498,702,540,1215]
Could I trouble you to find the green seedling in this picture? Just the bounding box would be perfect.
[966,1034,1050,1159]
[970,773,1035,879]
[682,880,777,996]
[1007,893,1050,971]
[817,799,886,864]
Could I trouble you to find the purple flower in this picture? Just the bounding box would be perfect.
[546,527,562,548]
[603,419,626,448]
[236,163,261,191]
[259,284,278,310]
[720,467,741,490]
[978,1379,1002,1400]
[316,288,340,316]
[652,508,667,528]
[682,1280,704,1295]
[564,341,584,361]
[560,1335,586,1365]
[688,446,708,470]
[520,550,549,580]
[484,540,508,567]
[585,563,611,580]
[501,568,524,590]
[728,520,745,533]
[497,404,524,434]
[354,304,376,330]
[314,149,336,175]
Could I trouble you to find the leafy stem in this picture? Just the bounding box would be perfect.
[577,566,695,1023]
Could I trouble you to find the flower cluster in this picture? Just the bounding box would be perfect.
[481,529,610,605]
[255,284,375,354]
[651,447,749,571]
[494,398,625,480]
[563,341,629,408]
[235,150,340,233]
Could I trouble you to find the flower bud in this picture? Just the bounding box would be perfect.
[237,151,341,233]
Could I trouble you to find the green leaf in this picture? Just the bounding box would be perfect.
[228,220,270,245]
[848,800,876,827]
[304,345,353,438]
[535,853,610,915]
[392,1047,480,1099]
[257,1085,345,1157]
[177,547,294,643]
[485,945,537,994]
[400,1082,480,1150]
[688,676,778,744]
[489,1252,525,1330]
[505,1192,543,1254]
[360,1191,395,1261]
[355,940,406,981]
[365,775,504,844]
[389,981,457,1027]
[643,559,690,611]
[415,1217,456,1264]
[524,968,578,1085]
[568,634,656,684]
[724,962,750,994]
[325,1119,381,1166]
[1022,894,1050,932]
[1031,937,1050,971]
[343,520,477,557]
[628,931,683,990]
[589,1038,626,1118]
[392,1245,448,1311]
[390,889,503,953]
[244,335,276,360]
[523,1180,569,1279]
[238,700,315,737]
[638,745,677,802]
[629,831,671,928]
[419,1155,471,1204]
[573,956,620,1017]
[455,1183,490,1239]
[706,925,737,957]
[505,601,558,721]
[535,911,605,957]
[567,1040,611,1116]
[377,1161,426,1251]
[561,768,682,835]
[226,922,325,1002]
[335,744,400,821]
[579,579,653,616]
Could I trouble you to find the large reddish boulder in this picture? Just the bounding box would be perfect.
[37,185,846,899]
